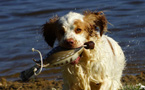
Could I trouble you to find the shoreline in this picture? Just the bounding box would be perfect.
[0,72,145,90]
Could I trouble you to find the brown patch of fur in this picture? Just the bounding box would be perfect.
[83,10,108,36]
[107,38,115,55]
[42,16,59,47]
[55,24,65,42]
[74,20,86,34]
[74,20,94,40]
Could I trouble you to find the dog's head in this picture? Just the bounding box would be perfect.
[42,11,107,48]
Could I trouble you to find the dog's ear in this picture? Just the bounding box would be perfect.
[83,11,107,36]
[42,16,59,47]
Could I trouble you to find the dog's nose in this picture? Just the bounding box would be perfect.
[65,38,75,46]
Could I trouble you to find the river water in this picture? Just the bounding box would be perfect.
[0,0,145,80]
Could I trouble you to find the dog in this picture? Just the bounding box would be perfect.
[42,10,126,90]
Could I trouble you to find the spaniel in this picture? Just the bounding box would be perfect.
[42,10,126,90]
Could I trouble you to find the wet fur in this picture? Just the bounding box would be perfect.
[42,10,125,90]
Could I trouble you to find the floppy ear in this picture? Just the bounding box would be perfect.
[83,11,107,36]
[42,16,59,47]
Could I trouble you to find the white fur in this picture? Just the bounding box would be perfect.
[57,12,126,90]
[59,12,86,48]
[59,12,84,25]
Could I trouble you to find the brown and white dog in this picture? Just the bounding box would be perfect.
[42,11,126,90]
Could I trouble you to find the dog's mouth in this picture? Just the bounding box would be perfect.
[70,41,95,65]
[70,53,83,65]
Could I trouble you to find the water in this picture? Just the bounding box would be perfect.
[0,0,145,80]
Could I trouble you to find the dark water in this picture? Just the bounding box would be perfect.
[0,0,145,80]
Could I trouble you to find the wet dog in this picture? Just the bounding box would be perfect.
[42,10,126,90]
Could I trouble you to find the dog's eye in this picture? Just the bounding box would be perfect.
[75,28,82,33]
